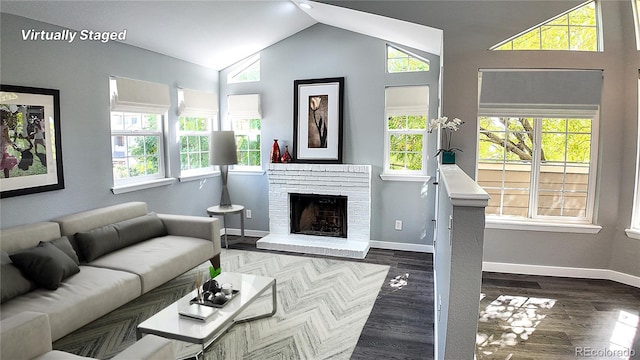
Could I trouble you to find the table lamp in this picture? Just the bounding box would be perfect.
[210,131,238,208]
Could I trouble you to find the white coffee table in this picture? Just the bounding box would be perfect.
[136,272,276,359]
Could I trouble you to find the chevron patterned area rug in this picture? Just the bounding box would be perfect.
[53,249,389,359]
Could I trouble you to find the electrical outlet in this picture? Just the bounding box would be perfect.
[246,210,252,219]
[394,220,402,230]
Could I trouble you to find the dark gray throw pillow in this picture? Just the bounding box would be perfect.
[1,251,37,303]
[114,213,168,246]
[75,224,120,262]
[46,236,80,265]
[9,242,80,290]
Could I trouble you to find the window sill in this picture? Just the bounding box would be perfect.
[229,169,266,176]
[111,178,176,194]
[379,173,431,182]
[179,171,220,182]
[624,228,640,241]
[486,218,602,234]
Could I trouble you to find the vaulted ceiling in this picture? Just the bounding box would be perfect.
[0,0,442,70]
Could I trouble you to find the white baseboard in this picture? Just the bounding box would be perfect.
[369,240,434,253]
[221,228,270,238]
[483,261,640,288]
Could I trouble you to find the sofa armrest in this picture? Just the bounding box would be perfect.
[157,214,221,256]
[1,311,52,360]
[111,335,174,360]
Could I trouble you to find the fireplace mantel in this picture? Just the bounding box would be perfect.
[256,163,372,258]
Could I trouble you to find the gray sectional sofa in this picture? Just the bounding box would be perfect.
[0,201,221,359]
[1,311,175,360]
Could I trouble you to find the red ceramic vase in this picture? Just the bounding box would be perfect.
[270,139,281,163]
[281,145,292,163]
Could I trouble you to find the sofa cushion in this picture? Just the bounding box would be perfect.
[113,213,167,247]
[74,224,119,262]
[9,242,80,290]
[0,266,142,342]
[47,236,80,265]
[1,251,37,303]
[88,236,214,293]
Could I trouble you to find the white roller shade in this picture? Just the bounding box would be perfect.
[385,86,429,116]
[178,88,218,117]
[110,76,170,114]
[227,94,261,119]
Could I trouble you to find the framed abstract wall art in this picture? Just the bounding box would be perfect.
[1,85,64,198]
[293,77,344,163]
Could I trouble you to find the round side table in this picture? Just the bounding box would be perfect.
[207,205,245,249]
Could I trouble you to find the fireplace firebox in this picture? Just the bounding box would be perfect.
[290,193,347,238]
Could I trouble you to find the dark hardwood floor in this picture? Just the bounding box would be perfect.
[227,236,640,360]
[478,272,640,360]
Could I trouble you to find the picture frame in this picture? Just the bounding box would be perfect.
[293,77,344,163]
[1,85,64,198]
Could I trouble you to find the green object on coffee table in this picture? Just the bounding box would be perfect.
[209,266,221,278]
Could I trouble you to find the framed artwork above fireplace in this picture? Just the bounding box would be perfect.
[293,77,344,163]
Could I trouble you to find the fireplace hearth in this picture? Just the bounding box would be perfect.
[258,163,372,259]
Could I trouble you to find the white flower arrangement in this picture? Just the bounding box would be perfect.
[428,116,464,156]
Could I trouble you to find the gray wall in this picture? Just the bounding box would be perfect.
[325,0,639,277]
[1,13,221,227]
[220,24,440,245]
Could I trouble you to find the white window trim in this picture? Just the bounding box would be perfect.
[487,217,602,234]
[111,126,167,188]
[490,0,602,52]
[382,86,430,178]
[229,168,266,175]
[477,108,600,224]
[178,118,217,179]
[386,44,430,73]
[382,123,429,177]
[634,0,640,50]
[111,177,176,194]
[109,77,171,189]
[628,73,640,238]
[380,173,431,182]
[178,169,220,182]
[227,54,260,84]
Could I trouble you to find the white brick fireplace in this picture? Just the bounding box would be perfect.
[256,163,371,258]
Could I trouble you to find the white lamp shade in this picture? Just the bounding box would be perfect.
[210,131,238,165]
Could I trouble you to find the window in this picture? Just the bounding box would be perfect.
[227,54,260,83]
[227,94,262,170]
[177,88,218,178]
[477,114,596,222]
[383,86,429,178]
[492,1,600,51]
[179,116,213,175]
[232,118,261,168]
[478,69,602,228]
[109,77,170,188]
[111,112,163,182]
[387,45,430,73]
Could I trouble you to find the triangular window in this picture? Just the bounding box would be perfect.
[227,54,260,83]
[387,45,430,73]
[492,1,600,51]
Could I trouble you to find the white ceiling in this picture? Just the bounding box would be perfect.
[0,0,442,70]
